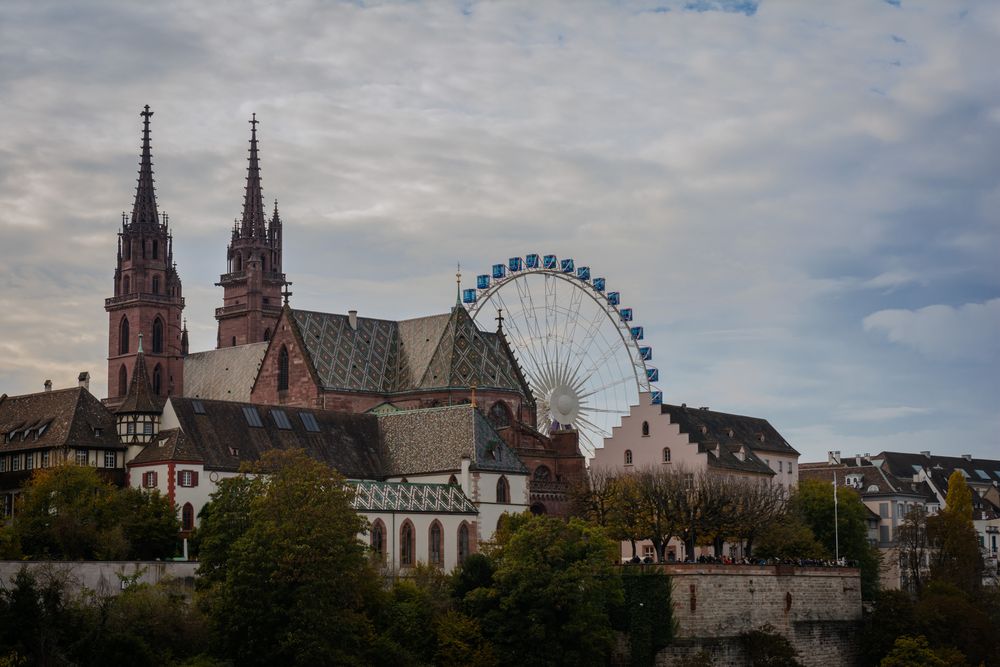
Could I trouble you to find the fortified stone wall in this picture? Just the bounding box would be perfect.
[652,564,862,667]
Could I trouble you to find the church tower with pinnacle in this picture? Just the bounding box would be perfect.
[105,106,186,406]
[215,114,286,348]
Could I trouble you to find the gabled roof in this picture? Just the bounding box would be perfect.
[288,306,533,398]
[129,428,203,465]
[0,387,122,453]
[350,480,477,514]
[184,343,268,402]
[164,397,383,478]
[117,352,161,414]
[378,404,528,476]
[661,403,799,457]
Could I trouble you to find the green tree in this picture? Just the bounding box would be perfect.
[471,513,623,666]
[6,464,177,561]
[859,590,916,666]
[197,449,379,666]
[927,471,983,595]
[878,635,949,667]
[754,511,827,561]
[792,479,881,598]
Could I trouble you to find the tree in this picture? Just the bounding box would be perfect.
[895,505,930,596]
[197,449,380,666]
[878,635,950,667]
[792,479,881,598]
[472,513,623,666]
[754,512,826,561]
[927,471,982,595]
[6,464,178,561]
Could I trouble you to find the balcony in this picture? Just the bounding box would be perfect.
[215,302,284,318]
[217,270,287,285]
[105,292,184,308]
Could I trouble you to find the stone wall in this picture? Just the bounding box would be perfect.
[652,564,862,667]
[0,560,198,598]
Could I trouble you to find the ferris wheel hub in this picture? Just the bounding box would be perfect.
[548,384,580,425]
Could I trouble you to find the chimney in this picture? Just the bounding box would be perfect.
[348,310,358,330]
[828,450,841,465]
[78,371,90,391]
[855,454,862,466]
[920,450,931,459]
[961,454,972,461]
[43,379,52,392]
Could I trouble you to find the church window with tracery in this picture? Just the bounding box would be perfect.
[496,476,510,504]
[152,364,162,395]
[400,521,415,567]
[429,521,443,566]
[488,401,511,429]
[152,318,164,354]
[119,317,130,355]
[118,365,128,397]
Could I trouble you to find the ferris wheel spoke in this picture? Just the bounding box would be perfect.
[576,414,612,439]
[578,374,634,400]
[576,406,630,415]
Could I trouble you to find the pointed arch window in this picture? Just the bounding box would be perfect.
[236,253,243,272]
[533,466,551,482]
[371,520,386,561]
[181,503,194,531]
[642,421,650,437]
[263,328,271,342]
[496,475,510,504]
[152,364,162,395]
[448,474,458,486]
[152,317,164,354]
[458,522,470,565]
[278,345,289,391]
[488,401,511,429]
[400,520,415,567]
[625,449,633,465]
[152,239,159,260]
[152,275,160,294]
[429,521,444,566]
[119,317,130,355]
[123,275,131,295]
[118,365,128,397]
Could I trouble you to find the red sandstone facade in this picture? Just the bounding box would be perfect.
[215,115,286,349]
[105,106,186,406]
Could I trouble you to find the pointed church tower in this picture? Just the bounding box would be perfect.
[215,114,287,347]
[105,106,185,406]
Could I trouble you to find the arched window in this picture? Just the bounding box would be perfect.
[429,521,444,566]
[152,275,160,294]
[458,522,470,565]
[236,253,243,271]
[278,345,289,391]
[663,447,671,463]
[488,401,511,429]
[181,503,194,531]
[642,421,650,437]
[625,449,633,465]
[152,239,159,259]
[533,465,551,482]
[400,521,415,567]
[118,365,128,397]
[496,476,510,504]
[263,328,271,342]
[123,275,131,294]
[371,520,386,560]
[261,254,267,271]
[448,474,458,485]
[152,364,162,395]
[152,317,164,354]
[119,317,130,354]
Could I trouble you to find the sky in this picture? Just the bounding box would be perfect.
[0,0,998,462]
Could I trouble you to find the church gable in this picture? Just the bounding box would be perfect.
[250,308,321,405]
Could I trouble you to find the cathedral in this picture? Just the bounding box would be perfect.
[0,106,586,568]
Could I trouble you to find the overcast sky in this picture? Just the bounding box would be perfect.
[1,0,997,461]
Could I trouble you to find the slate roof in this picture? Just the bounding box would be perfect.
[129,428,204,465]
[350,480,477,514]
[183,343,268,402]
[290,306,532,398]
[797,461,935,500]
[378,404,528,476]
[659,403,797,475]
[164,397,383,478]
[117,351,161,414]
[0,387,122,454]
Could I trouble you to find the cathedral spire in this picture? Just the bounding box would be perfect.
[240,113,267,239]
[130,105,159,228]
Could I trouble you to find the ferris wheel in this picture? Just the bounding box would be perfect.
[462,254,662,456]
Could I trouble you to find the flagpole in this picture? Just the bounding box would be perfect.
[833,471,840,562]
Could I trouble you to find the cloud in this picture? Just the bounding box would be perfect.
[863,299,1000,360]
[837,405,928,422]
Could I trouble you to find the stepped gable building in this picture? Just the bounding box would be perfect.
[215,115,287,349]
[105,106,187,406]
[0,379,125,515]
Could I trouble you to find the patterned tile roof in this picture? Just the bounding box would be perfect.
[290,306,532,398]
[378,404,528,476]
[183,343,268,402]
[350,480,477,514]
[0,387,122,454]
